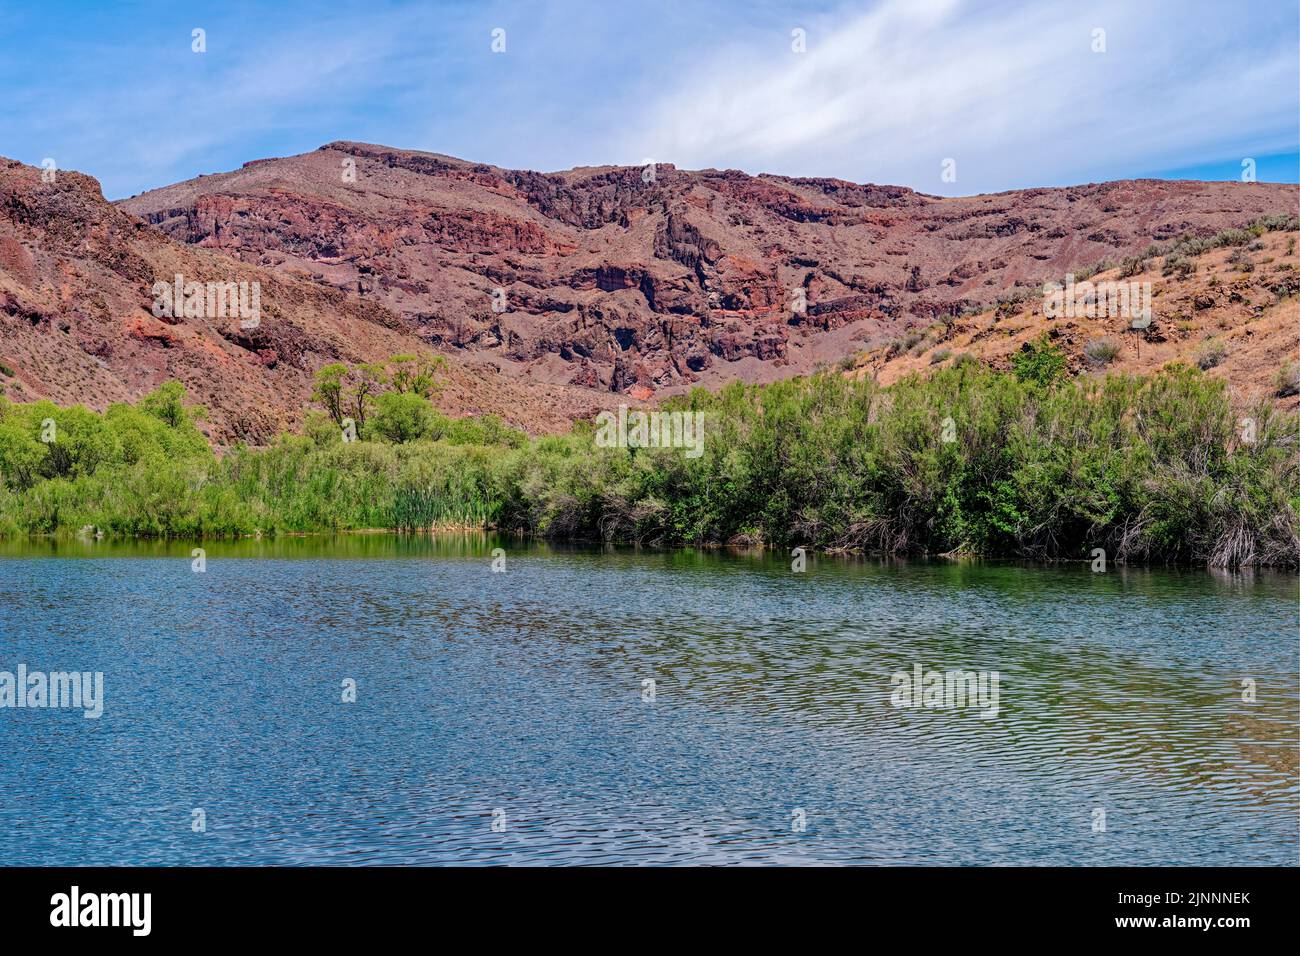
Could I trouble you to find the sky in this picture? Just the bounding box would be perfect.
[0,0,1296,200]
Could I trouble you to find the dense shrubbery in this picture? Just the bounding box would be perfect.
[1,352,1298,567]
[0,382,214,536]
[0,374,524,537]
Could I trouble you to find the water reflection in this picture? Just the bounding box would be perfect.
[0,536,1295,865]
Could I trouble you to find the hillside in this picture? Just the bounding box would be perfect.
[0,157,617,443]
[4,145,1296,445]
[850,225,1300,412]
[119,142,1299,402]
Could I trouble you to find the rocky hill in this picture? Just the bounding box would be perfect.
[3,144,1295,445]
[0,157,614,443]
[850,227,1300,412]
[120,142,1298,401]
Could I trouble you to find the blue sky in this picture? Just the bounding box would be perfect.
[1,0,1296,199]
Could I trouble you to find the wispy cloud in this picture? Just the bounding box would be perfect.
[615,0,1300,193]
[0,0,1295,197]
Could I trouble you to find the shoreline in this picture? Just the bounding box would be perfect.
[2,528,1297,572]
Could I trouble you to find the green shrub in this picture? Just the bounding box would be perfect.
[1011,335,1068,387]
[0,367,1295,568]
[370,392,438,443]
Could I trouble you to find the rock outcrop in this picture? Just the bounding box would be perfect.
[120,142,1299,400]
[0,157,612,443]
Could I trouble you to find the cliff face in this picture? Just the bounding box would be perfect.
[5,145,1296,445]
[120,142,1300,398]
[0,156,618,443]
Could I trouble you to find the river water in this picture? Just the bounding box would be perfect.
[0,536,1295,865]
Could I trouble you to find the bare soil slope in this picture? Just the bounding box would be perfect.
[851,230,1300,412]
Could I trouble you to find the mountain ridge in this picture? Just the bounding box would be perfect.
[0,155,615,443]
[118,141,1298,399]
[1,144,1296,443]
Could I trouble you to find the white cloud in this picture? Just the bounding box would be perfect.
[3,0,1294,196]
[617,0,1300,193]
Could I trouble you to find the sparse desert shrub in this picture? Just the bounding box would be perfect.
[1072,260,1113,282]
[1275,361,1300,398]
[0,363,13,378]
[994,286,1036,319]
[1118,256,1147,279]
[1269,270,1300,300]
[1083,337,1121,365]
[1227,248,1254,272]
[1213,228,1253,249]
[1136,216,1299,273]
[1252,213,1300,232]
[929,348,952,365]
[1195,338,1227,370]
[1163,254,1196,278]
[900,329,924,351]
[910,332,939,355]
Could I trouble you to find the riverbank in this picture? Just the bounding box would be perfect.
[1,352,1297,567]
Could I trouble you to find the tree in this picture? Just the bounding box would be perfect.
[312,363,348,426]
[139,381,203,428]
[387,353,446,399]
[312,355,449,434]
[349,362,387,429]
[370,392,438,443]
[37,404,120,480]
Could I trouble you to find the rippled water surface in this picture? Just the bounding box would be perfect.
[1,536,1296,865]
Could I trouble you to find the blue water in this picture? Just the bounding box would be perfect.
[1,536,1296,865]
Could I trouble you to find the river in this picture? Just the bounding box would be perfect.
[1,535,1295,865]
